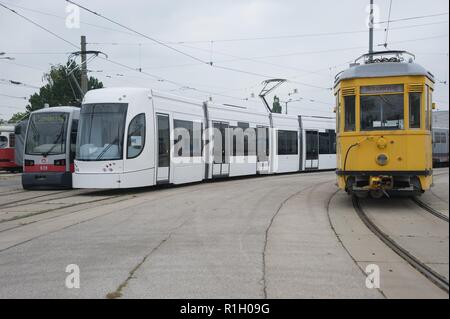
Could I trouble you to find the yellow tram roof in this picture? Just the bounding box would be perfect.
[334,51,435,88]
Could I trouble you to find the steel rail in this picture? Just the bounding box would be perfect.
[352,196,449,293]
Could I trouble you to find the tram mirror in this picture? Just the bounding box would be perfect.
[333,107,336,113]
[432,103,437,110]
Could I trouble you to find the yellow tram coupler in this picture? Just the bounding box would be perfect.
[369,176,393,190]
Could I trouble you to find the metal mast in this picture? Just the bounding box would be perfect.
[369,0,374,56]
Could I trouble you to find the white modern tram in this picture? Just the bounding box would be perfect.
[73,88,336,189]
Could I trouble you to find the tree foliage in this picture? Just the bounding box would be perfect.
[26,60,104,113]
[8,112,28,124]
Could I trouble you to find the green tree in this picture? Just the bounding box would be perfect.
[272,95,282,113]
[26,60,103,112]
[8,112,28,123]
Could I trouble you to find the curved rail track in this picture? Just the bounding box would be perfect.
[411,197,449,222]
[352,196,449,293]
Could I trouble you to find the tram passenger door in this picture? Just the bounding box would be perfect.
[156,114,170,183]
[212,121,229,177]
[305,130,319,169]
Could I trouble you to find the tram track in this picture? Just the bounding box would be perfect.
[411,197,449,223]
[0,189,27,197]
[352,196,449,293]
[0,190,72,209]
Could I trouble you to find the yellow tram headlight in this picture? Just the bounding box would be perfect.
[376,154,389,166]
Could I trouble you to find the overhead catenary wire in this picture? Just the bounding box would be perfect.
[65,0,208,65]
[0,1,254,102]
[376,12,449,24]
[65,0,333,91]
[2,1,448,108]
[4,1,447,92]
[0,1,138,37]
[0,2,79,50]
[0,78,41,89]
[85,15,448,44]
[377,34,449,46]
[2,0,448,44]
[0,93,28,100]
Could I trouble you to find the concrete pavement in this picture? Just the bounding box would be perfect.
[0,171,381,298]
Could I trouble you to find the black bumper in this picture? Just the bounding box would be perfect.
[22,172,72,189]
[335,170,433,177]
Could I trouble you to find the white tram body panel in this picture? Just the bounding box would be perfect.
[207,103,270,178]
[73,87,336,189]
[152,91,205,185]
[271,114,301,174]
[302,117,336,170]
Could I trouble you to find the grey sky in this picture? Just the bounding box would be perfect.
[0,0,448,120]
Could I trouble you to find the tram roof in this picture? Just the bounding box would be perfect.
[334,61,435,87]
[31,106,80,114]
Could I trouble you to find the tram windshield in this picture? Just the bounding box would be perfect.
[76,103,128,161]
[25,112,69,155]
[360,94,404,131]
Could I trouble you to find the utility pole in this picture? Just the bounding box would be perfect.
[80,35,88,96]
[369,0,374,56]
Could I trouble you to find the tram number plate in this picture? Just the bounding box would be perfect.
[40,165,48,171]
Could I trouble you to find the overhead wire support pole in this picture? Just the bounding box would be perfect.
[81,35,88,96]
[369,0,375,58]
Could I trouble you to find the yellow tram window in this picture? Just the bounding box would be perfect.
[409,92,421,129]
[429,88,433,130]
[344,96,356,132]
[335,93,340,132]
[360,94,404,131]
[425,87,431,130]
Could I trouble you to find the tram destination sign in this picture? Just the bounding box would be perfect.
[361,84,404,94]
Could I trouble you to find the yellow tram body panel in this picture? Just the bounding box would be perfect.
[334,53,435,196]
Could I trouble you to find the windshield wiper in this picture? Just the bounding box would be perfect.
[96,137,119,160]
[43,120,67,157]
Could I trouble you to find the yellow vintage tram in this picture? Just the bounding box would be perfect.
[334,51,435,198]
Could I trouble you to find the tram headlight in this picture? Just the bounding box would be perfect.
[376,154,388,166]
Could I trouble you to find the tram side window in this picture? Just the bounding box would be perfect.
[9,133,15,148]
[174,119,193,157]
[428,89,433,130]
[0,136,7,148]
[344,95,356,131]
[425,87,430,130]
[433,132,441,144]
[319,132,330,154]
[319,130,336,154]
[256,127,269,161]
[277,130,298,155]
[233,122,256,156]
[193,122,203,157]
[409,93,421,129]
[173,119,202,157]
[330,130,336,154]
[127,114,145,159]
[335,93,340,132]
